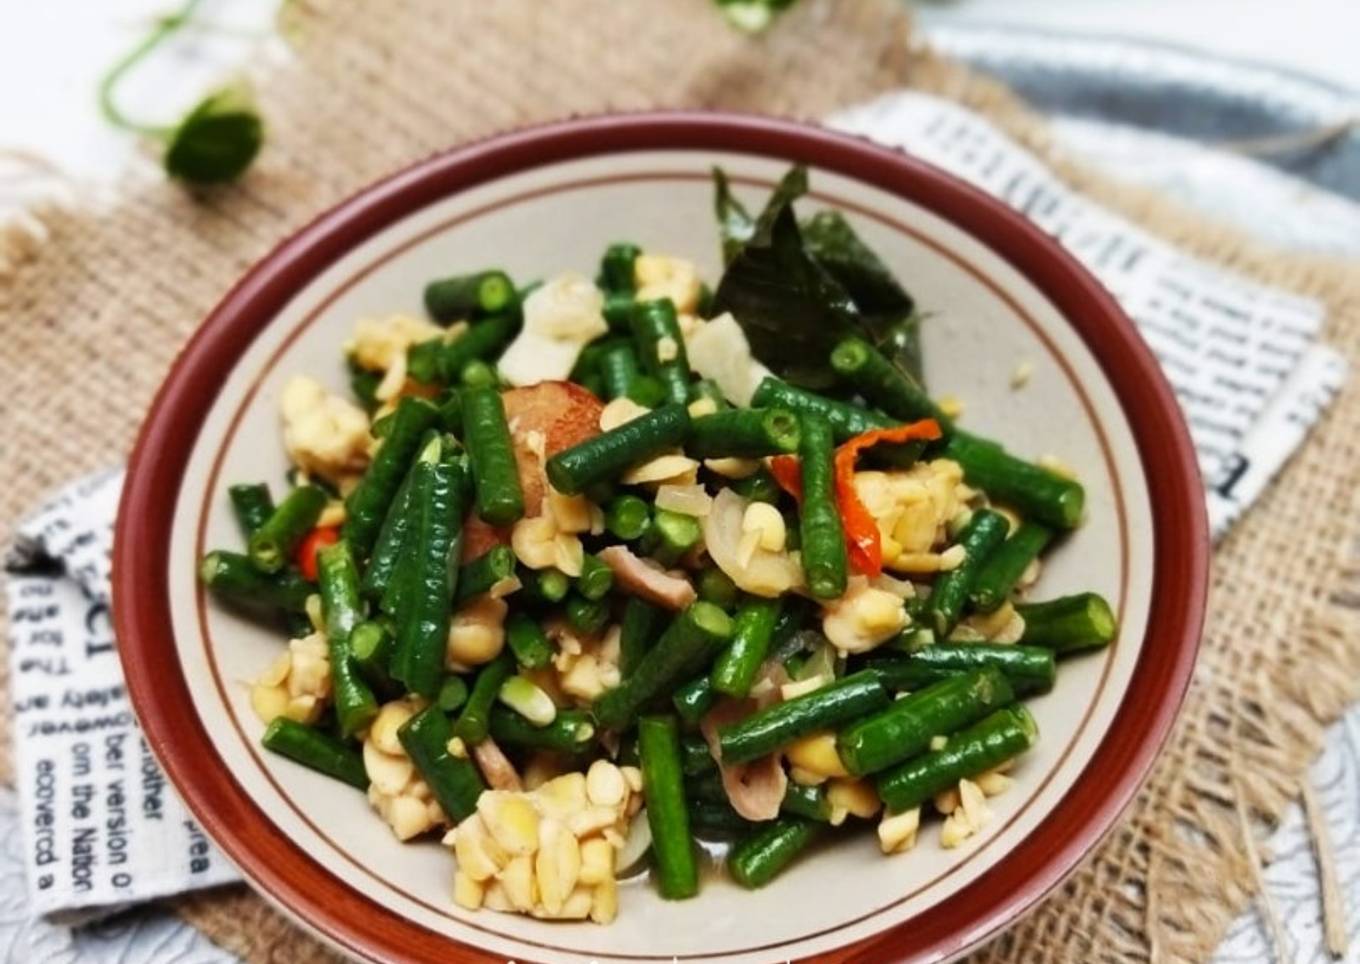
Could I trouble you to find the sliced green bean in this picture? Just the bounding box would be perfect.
[728,818,822,889]
[718,670,888,765]
[695,565,739,610]
[599,242,641,294]
[837,668,1014,776]
[797,414,848,599]
[1016,592,1118,653]
[316,540,378,738]
[436,675,470,713]
[619,596,663,678]
[943,432,1085,529]
[462,385,525,526]
[750,377,921,466]
[867,644,1055,696]
[455,544,517,604]
[639,716,699,900]
[391,456,466,698]
[877,705,1038,813]
[967,521,1053,612]
[686,408,801,459]
[576,553,614,601]
[545,403,690,495]
[673,676,718,725]
[641,508,701,567]
[262,718,367,790]
[631,299,691,406]
[349,619,397,694]
[228,483,274,541]
[488,705,595,754]
[604,493,652,541]
[926,509,1009,636]
[599,343,642,401]
[829,336,950,429]
[518,566,571,605]
[504,611,554,670]
[424,269,517,323]
[247,485,327,574]
[565,592,610,636]
[398,706,486,823]
[710,597,782,698]
[199,550,312,612]
[344,396,439,558]
[453,652,514,744]
[594,602,732,731]
[361,433,436,605]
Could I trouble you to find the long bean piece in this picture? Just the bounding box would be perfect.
[717,670,888,765]
[1016,592,1117,653]
[925,509,1009,636]
[867,644,1055,697]
[344,396,438,558]
[455,544,517,604]
[638,716,699,900]
[943,432,1085,529]
[837,668,1015,776]
[829,336,950,429]
[710,597,781,698]
[316,540,378,738]
[262,718,368,790]
[797,414,848,599]
[728,817,822,889]
[686,408,801,459]
[391,456,466,697]
[228,482,274,540]
[594,602,732,731]
[462,386,525,526]
[749,377,921,466]
[489,706,596,754]
[398,706,487,823]
[546,403,690,495]
[453,652,515,744]
[631,299,691,406]
[199,551,312,612]
[968,521,1053,612]
[877,705,1038,813]
[504,611,554,670]
[361,433,435,605]
[619,596,663,678]
[248,485,327,574]
[424,269,516,322]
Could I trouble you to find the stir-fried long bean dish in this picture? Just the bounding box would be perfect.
[201,166,1117,923]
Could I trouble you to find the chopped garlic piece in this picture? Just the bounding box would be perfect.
[1010,359,1033,389]
[620,452,700,485]
[280,375,371,485]
[742,500,786,552]
[822,581,908,653]
[599,396,652,432]
[447,595,508,668]
[634,254,701,314]
[347,314,444,371]
[878,807,921,854]
[498,273,608,386]
[704,456,761,479]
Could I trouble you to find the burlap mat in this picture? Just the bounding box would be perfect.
[2,1,1358,960]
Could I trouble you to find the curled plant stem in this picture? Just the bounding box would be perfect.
[98,0,207,139]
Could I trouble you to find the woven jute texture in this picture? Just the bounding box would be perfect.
[2,0,1358,961]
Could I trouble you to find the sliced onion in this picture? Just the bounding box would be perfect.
[703,488,802,598]
[655,483,713,517]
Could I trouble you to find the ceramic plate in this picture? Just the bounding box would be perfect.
[113,113,1207,963]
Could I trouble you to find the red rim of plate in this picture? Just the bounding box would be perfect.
[112,111,1207,964]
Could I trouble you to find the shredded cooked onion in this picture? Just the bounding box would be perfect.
[655,483,713,517]
[703,489,802,597]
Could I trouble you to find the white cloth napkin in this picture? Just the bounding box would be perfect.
[3,92,1346,921]
[5,469,240,921]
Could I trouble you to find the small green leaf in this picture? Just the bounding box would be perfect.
[164,83,263,184]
